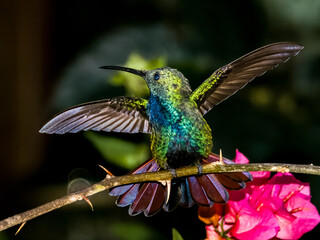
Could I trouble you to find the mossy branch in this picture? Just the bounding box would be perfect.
[0,162,319,232]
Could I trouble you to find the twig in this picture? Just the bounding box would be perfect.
[0,162,319,232]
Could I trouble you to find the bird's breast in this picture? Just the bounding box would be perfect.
[147,95,213,169]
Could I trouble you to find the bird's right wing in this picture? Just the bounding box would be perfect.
[40,97,151,134]
[190,42,304,115]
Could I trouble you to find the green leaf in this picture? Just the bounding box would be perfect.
[172,228,184,240]
[85,131,149,169]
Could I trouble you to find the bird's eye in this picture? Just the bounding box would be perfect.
[154,72,160,81]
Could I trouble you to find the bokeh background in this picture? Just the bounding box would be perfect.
[1,0,320,239]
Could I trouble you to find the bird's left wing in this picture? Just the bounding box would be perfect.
[190,42,304,115]
[40,97,151,134]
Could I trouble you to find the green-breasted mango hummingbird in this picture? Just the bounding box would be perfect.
[40,42,303,216]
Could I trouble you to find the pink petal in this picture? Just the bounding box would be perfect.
[225,193,254,224]
[233,149,249,164]
[226,195,280,238]
[277,195,320,239]
[248,171,271,186]
[232,203,261,233]
[267,173,310,199]
[231,207,279,240]
[248,185,268,206]
[260,197,291,216]
[285,192,311,212]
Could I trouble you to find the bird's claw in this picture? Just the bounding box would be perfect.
[157,180,171,205]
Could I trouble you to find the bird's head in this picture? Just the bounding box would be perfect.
[100,66,192,99]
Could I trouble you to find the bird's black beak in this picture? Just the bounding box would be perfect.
[100,66,146,77]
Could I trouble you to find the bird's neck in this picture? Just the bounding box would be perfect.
[147,94,190,127]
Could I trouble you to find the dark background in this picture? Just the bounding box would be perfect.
[1,0,319,239]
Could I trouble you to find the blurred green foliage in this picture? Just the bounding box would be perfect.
[106,221,164,240]
[0,232,8,240]
[172,228,184,240]
[86,131,149,170]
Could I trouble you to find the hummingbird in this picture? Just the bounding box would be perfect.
[40,42,303,216]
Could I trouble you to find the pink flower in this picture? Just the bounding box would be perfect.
[199,150,320,240]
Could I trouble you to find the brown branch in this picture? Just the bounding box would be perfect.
[0,162,319,232]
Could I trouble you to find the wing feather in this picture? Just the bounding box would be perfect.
[191,42,304,115]
[40,96,151,134]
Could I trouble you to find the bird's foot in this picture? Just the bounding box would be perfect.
[196,163,203,175]
[169,168,178,178]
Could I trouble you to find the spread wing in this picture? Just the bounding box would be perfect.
[190,42,304,115]
[40,97,151,134]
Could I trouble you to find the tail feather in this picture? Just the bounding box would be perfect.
[187,176,213,206]
[129,182,158,216]
[128,182,166,216]
[109,158,157,197]
[109,153,252,216]
[179,180,195,208]
[109,184,133,196]
[145,183,166,216]
[223,171,253,182]
[110,159,167,217]
[197,174,229,203]
[115,184,139,207]
[215,173,246,190]
[163,181,183,211]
